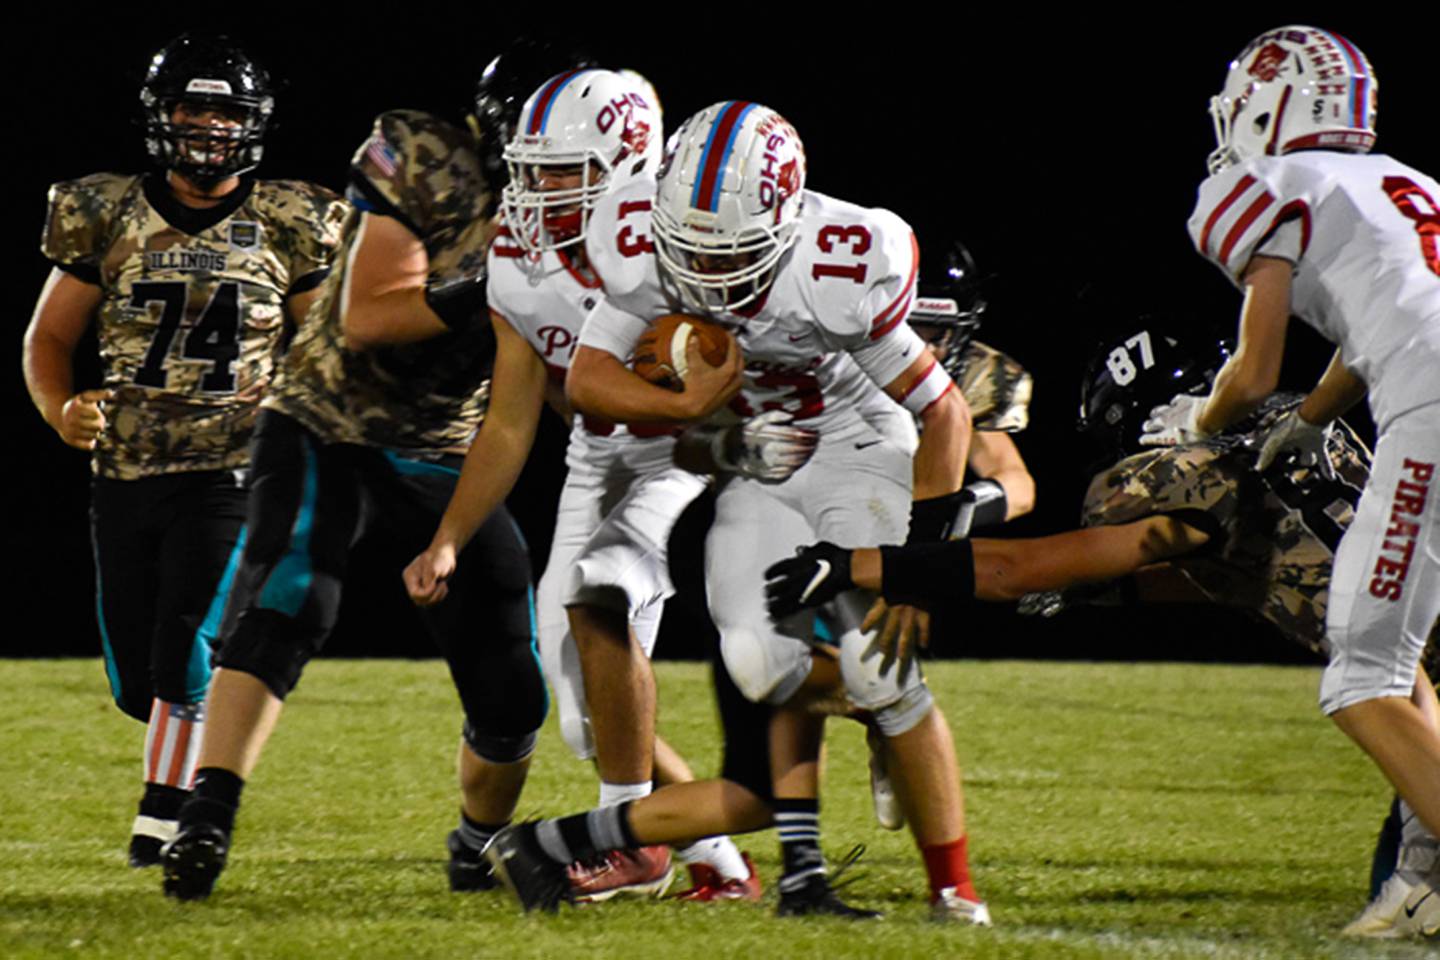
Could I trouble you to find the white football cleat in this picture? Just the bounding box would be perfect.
[1342,874,1440,938]
[931,886,992,926]
[866,725,904,831]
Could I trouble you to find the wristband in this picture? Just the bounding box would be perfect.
[880,541,975,611]
[424,274,487,331]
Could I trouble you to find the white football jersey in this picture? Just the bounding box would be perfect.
[488,204,678,454]
[1189,152,1440,431]
[580,184,930,439]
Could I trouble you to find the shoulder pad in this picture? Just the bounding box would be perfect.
[42,173,140,277]
[585,175,665,314]
[349,110,490,239]
[790,193,918,343]
[954,340,1033,432]
[1188,157,1322,283]
[252,179,351,287]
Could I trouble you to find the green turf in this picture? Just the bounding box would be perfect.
[3,659,1436,959]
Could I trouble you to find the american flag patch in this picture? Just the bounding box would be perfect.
[366,139,398,177]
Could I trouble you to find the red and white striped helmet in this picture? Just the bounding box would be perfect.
[1208,26,1377,175]
[652,101,807,314]
[502,68,661,254]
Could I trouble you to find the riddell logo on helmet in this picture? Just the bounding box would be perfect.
[1248,43,1289,81]
[1368,459,1434,601]
[185,78,233,95]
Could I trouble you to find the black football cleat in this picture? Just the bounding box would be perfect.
[777,873,882,919]
[161,823,229,901]
[447,829,499,892]
[484,823,572,913]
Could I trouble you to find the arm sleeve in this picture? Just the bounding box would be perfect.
[577,297,652,361]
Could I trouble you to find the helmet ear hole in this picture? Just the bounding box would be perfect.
[1251,112,1271,136]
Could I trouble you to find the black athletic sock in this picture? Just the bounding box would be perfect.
[180,767,245,835]
[139,783,190,820]
[533,801,638,864]
[774,798,824,893]
[456,810,507,853]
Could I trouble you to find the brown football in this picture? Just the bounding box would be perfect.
[631,314,737,392]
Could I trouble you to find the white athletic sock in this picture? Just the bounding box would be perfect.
[143,699,205,789]
[674,836,749,881]
[598,780,652,808]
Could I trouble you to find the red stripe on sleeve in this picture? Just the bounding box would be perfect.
[898,358,939,401]
[869,233,921,335]
[1218,191,1276,267]
[918,381,957,418]
[1263,200,1312,258]
[1198,174,1257,257]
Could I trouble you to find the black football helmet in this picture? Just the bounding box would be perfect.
[471,38,595,189]
[1077,323,1232,466]
[139,34,274,186]
[908,241,989,378]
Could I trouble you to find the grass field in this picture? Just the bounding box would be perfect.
[3,658,1437,959]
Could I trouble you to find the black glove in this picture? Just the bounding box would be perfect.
[764,542,853,620]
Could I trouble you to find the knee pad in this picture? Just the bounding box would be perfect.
[720,628,808,705]
[462,721,539,764]
[215,609,315,700]
[871,682,935,737]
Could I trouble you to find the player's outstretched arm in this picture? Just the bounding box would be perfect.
[1143,255,1292,447]
[23,267,109,450]
[341,213,465,350]
[566,336,742,424]
[404,311,547,606]
[765,516,1212,621]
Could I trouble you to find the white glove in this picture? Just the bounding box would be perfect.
[1255,410,1335,480]
[714,411,819,483]
[1138,394,1212,447]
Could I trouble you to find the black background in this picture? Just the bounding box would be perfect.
[7,14,1431,664]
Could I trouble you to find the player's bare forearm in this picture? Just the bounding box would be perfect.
[1298,348,1367,426]
[968,432,1035,519]
[24,267,102,431]
[340,213,450,351]
[1197,255,1292,434]
[910,387,971,499]
[566,344,701,423]
[852,515,1212,604]
[429,317,546,553]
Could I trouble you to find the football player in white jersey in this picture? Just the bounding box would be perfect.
[1133,26,1440,938]
[485,102,989,924]
[403,70,810,901]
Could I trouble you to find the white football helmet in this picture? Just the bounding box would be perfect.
[502,68,661,254]
[652,101,807,315]
[1208,26,1377,175]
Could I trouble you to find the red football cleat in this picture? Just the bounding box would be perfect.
[672,852,763,902]
[568,845,674,902]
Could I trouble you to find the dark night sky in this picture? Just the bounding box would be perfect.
[6,15,1432,662]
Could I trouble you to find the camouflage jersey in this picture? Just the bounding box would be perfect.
[1079,396,1370,656]
[41,173,346,480]
[954,340,1032,432]
[264,110,500,456]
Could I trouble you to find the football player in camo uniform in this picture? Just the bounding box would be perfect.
[404,68,809,902]
[22,33,345,869]
[485,102,990,925]
[158,44,580,902]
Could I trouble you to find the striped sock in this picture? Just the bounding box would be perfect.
[534,801,638,865]
[143,699,205,789]
[774,798,824,893]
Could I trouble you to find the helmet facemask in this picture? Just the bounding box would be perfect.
[501,149,612,255]
[143,92,271,187]
[652,204,796,315]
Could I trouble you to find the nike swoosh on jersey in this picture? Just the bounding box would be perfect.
[854,440,883,450]
[799,560,832,603]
